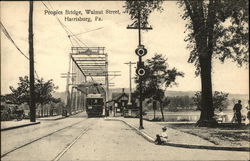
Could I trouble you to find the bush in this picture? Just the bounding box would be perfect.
[1,111,10,121]
[1,105,11,121]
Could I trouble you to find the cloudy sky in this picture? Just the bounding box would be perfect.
[1,1,249,95]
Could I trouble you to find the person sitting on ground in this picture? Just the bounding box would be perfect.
[155,126,168,145]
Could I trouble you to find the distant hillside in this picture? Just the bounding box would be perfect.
[165,90,196,97]
[109,88,248,101]
[110,88,197,97]
[52,92,67,103]
[166,91,248,101]
[227,93,249,101]
[53,88,249,105]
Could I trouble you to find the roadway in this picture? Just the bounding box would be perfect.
[1,112,249,161]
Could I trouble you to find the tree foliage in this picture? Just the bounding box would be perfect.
[179,0,249,75]
[35,78,58,106]
[5,76,58,107]
[178,0,248,126]
[135,54,184,100]
[135,54,184,120]
[193,91,229,111]
[124,0,163,29]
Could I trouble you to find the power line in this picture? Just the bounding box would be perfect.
[43,1,101,80]
[1,21,39,78]
[70,27,103,36]
[41,1,107,83]
[47,1,88,47]
[35,70,39,78]
[0,21,30,60]
[41,1,81,47]
[41,1,100,81]
[41,1,94,81]
[41,1,100,50]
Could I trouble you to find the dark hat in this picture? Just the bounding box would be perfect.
[162,126,167,130]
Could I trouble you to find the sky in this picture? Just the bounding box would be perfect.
[1,1,249,95]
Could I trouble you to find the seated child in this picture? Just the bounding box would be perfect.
[155,126,168,145]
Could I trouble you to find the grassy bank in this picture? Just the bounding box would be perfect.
[161,123,250,147]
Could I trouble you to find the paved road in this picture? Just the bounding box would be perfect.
[1,114,249,161]
[1,113,87,156]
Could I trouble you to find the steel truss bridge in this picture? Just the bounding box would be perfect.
[63,47,120,115]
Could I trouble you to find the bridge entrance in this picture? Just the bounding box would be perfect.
[63,47,109,116]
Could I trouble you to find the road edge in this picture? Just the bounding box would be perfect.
[105,118,250,152]
[1,122,40,131]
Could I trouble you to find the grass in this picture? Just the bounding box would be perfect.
[163,123,250,147]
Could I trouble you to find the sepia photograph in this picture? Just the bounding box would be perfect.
[1,0,249,160]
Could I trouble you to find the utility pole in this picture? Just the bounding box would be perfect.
[105,53,109,116]
[105,54,109,104]
[124,61,136,105]
[66,54,72,116]
[29,0,36,122]
[127,8,152,129]
[61,71,76,116]
[138,9,143,129]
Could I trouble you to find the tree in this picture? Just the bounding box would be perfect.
[7,76,58,117]
[35,78,58,116]
[212,91,229,111]
[178,0,249,126]
[193,91,229,111]
[135,54,184,121]
[146,99,157,120]
[124,0,163,28]
[50,98,64,116]
[193,92,202,110]
[8,76,31,105]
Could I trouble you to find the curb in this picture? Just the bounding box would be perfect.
[105,118,250,152]
[37,111,84,121]
[163,142,250,152]
[1,122,40,131]
[105,118,155,143]
[1,112,84,131]
[37,116,66,121]
[120,119,155,143]
[55,117,66,120]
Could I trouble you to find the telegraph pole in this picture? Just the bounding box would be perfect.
[105,53,109,116]
[138,9,143,129]
[124,61,136,105]
[105,53,109,104]
[127,8,152,129]
[29,0,36,122]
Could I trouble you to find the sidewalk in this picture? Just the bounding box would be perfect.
[1,111,85,131]
[1,115,63,131]
[105,117,250,152]
[37,110,85,121]
[1,115,64,131]
[1,120,40,131]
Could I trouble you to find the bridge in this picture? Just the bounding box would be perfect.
[62,47,120,116]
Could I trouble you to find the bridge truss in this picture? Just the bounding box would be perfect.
[64,47,120,115]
